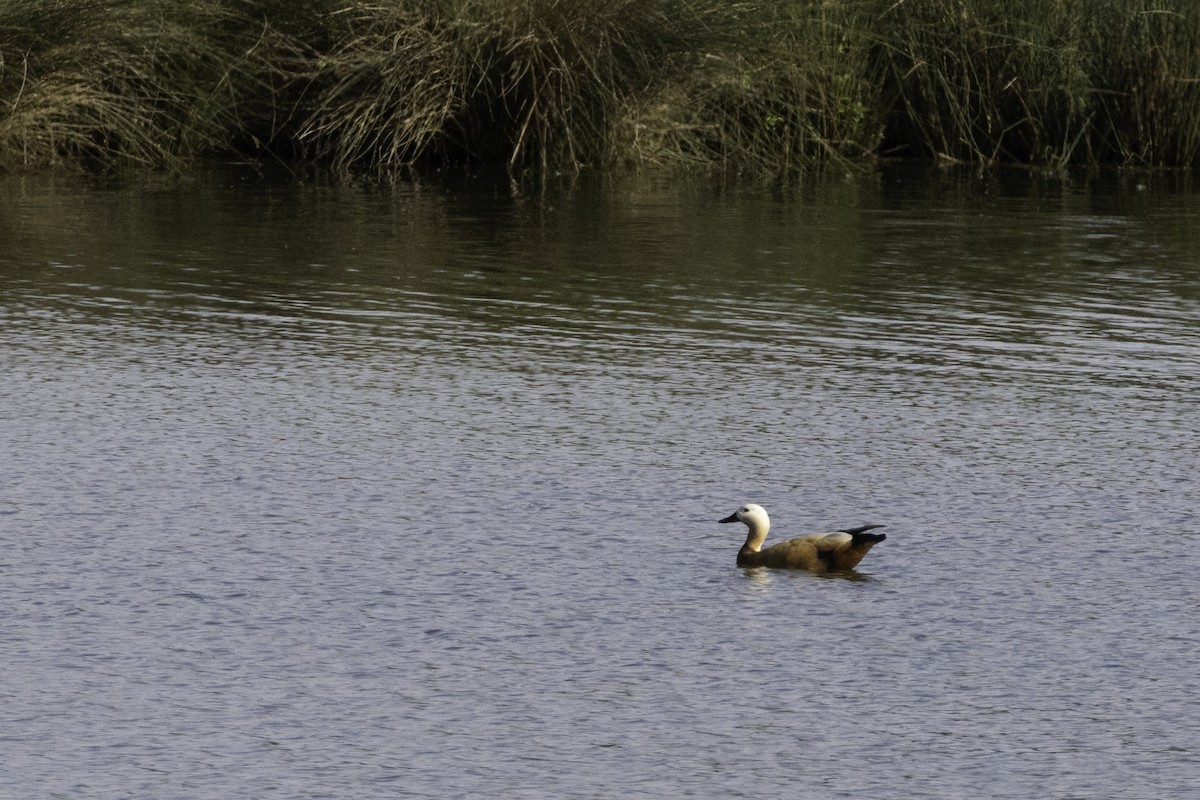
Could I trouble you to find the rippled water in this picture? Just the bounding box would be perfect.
[2,168,1198,798]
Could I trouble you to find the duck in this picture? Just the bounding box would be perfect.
[719,503,886,571]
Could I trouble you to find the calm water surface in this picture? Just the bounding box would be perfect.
[2,168,1198,798]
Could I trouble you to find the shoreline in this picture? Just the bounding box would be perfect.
[2,1,1198,176]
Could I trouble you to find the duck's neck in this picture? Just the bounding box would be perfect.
[742,523,768,554]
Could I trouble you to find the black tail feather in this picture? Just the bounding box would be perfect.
[841,524,886,545]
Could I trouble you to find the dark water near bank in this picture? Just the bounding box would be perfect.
[2,166,1198,798]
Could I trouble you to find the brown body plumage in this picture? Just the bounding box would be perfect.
[720,503,886,572]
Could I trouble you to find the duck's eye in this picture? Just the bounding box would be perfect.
[741,506,750,513]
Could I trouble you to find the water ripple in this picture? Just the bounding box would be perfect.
[3,170,1199,799]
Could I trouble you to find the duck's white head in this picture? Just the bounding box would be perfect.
[719,503,770,535]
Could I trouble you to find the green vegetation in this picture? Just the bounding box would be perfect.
[0,0,285,170]
[875,0,1200,167]
[2,0,1198,176]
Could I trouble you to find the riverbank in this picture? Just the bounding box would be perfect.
[2,0,1197,176]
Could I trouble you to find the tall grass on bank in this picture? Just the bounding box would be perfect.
[1,0,1199,175]
[875,0,1092,166]
[296,0,720,173]
[1085,3,1200,167]
[0,0,287,171]
[876,0,1200,169]
[621,2,881,174]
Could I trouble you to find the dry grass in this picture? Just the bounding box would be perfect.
[2,0,1198,176]
[295,0,713,173]
[0,0,286,171]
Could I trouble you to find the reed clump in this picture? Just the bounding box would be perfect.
[874,0,1200,169]
[1083,2,1200,167]
[0,0,287,171]
[295,0,715,173]
[1,0,1199,176]
[620,2,881,174]
[874,0,1092,166]
[293,0,884,175]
